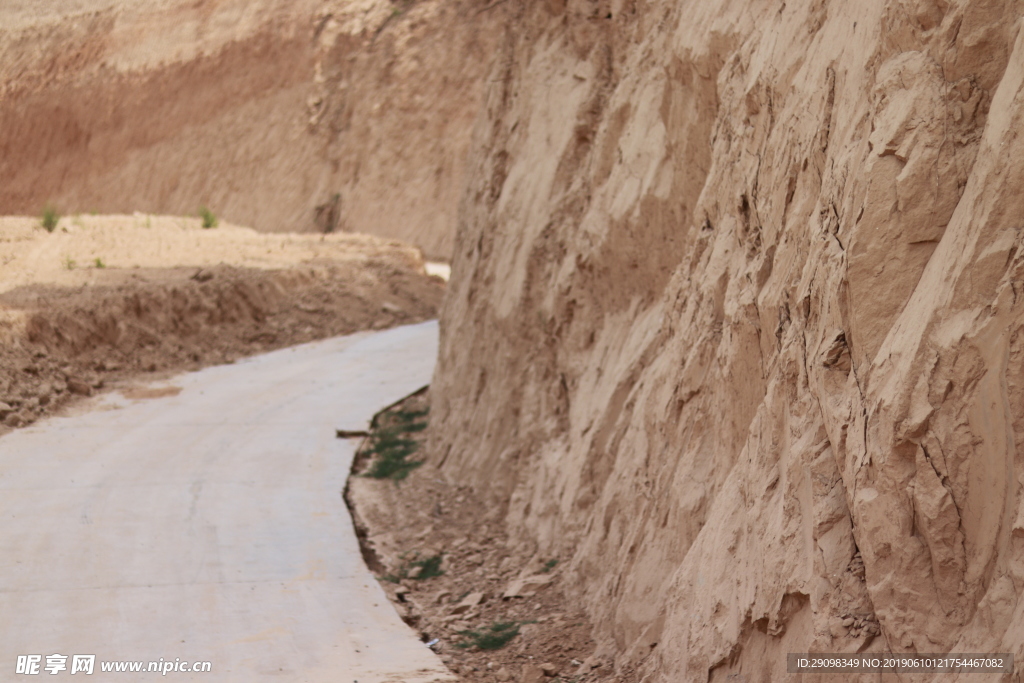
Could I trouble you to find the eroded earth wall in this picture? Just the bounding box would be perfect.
[431,1,1024,679]
[0,0,501,258]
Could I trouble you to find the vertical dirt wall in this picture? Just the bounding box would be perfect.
[431,1,1024,679]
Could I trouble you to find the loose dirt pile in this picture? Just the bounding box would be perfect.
[346,390,607,683]
[0,214,444,435]
[430,1,1024,681]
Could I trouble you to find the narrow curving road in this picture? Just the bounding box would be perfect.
[0,321,453,682]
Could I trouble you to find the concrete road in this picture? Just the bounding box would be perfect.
[0,321,453,682]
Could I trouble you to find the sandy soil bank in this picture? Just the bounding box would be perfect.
[0,213,444,435]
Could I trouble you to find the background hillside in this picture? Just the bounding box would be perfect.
[0,0,501,258]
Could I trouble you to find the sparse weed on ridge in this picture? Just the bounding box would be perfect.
[41,204,59,232]
[198,206,218,229]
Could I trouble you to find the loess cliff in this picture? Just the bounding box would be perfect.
[431,0,1024,680]
[0,0,501,258]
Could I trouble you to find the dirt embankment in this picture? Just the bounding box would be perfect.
[0,215,444,434]
[429,1,1024,681]
[0,0,502,259]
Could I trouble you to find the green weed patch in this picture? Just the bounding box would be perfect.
[382,552,445,583]
[362,401,429,481]
[455,621,522,651]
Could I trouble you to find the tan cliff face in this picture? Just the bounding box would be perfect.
[0,0,501,258]
[431,0,1024,680]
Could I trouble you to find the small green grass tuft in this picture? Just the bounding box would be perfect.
[41,205,60,232]
[456,621,522,651]
[382,552,445,582]
[411,554,444,580]
[541,558,559,572]
[198,206,218,229]
[62,256,77,270]
[93,257,106,269]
